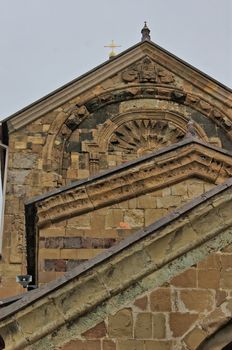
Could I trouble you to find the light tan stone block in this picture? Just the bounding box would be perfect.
[60,248,104,260]
[117,340,144,350]
[144,340,173,350]
[157,196,181,209]
[27,136,45,144]
[105,209,124,228]
[90,214,105,230]
[14,141,27,149]
[145,209,167,226]
[153,313,166,339]
[184,327,207,349]
[68,214,91,228]
[137,195,157,209]
[108,308,133,338]
[39,227,66,237]
[187,183,204,197]
[134,313,152,339]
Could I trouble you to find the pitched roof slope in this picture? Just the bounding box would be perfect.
[1,177,232,349]
[3,40,232,133]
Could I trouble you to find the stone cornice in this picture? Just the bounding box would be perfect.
[4,41,232,133]
[29,138,232,228]
[141,45,232,108]
[1,179,232,349]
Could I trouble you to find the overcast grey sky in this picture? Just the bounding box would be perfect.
[0,0,231,118]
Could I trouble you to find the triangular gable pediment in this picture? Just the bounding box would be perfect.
[4,40,232,133]
[28,138,232,227]
[24,138,232,283]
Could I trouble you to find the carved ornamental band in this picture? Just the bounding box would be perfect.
[122,57,175,84]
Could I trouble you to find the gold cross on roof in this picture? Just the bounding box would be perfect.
[104,40,121,58]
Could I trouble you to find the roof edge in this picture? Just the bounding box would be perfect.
[25,137,232,206]
[3,40,231,127]
[1,176,232,322]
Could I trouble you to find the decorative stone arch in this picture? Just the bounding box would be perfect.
[41,86,232,181]
[182,299,232,350]
[94,109,208,152]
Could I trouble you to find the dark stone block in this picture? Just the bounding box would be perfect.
[191,111,217,137]
[103,238,117,248]
[79,132,93,142]
[80,237,116,249]
[79,116,97,129]
[44,259,67,272]
[66,259,87,270]
[66,142,81,152]
[191,111,208,124]
[171,91,186,103]
[203,122,217,137]
[79,154,89,169]
[218,129,232,151]
[63,237,82,249]
[27,142,33,150]
[45,237,64,249]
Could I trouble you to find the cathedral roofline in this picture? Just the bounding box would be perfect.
[2,39,232,134]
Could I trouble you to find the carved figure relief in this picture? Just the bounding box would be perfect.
[122,57,175,84]
[65,105,89,131]
[108,119,185,156]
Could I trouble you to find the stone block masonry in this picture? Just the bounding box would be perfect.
[60,244,232,350]
[37,178,214,284]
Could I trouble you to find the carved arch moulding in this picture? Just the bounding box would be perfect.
[94,110,208,151]
[42,85,232,183]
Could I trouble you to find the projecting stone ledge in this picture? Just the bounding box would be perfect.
[0,178,232,349]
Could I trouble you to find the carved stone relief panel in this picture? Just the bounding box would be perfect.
[121,57,175,84]
[108,119,184,157]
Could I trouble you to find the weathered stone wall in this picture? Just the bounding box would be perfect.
[38,178,214,284]
[1,52,232,298]
[59,244,232,350]
[1,182,232,349]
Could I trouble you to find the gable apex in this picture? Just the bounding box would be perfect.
[3,40,232,134]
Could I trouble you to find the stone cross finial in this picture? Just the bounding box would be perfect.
[141,21,151,41]
[104,40,121,59]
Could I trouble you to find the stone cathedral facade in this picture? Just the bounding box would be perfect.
[0,25,232,349]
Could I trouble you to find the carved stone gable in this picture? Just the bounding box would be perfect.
[108,119,184,155]
[121,57,175,84]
